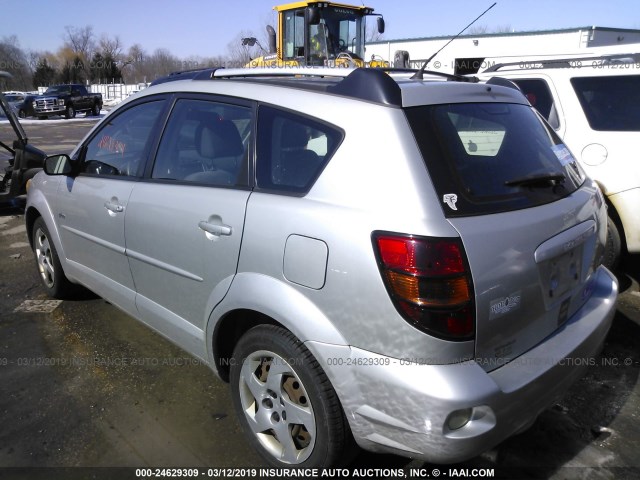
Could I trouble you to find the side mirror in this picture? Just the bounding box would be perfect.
[306,6,320,25]
[266,25,277,54]
[44,154,74,176]
[377,17,385,34]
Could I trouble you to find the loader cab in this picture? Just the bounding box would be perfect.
[276,2,380,66]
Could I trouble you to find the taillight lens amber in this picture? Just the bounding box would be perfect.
[374,232,474,340]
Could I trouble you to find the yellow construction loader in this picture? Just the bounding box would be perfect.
[244,1,389,68]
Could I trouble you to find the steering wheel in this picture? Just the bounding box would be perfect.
[84,160,120,176]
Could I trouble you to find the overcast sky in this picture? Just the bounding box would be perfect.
[3,0,640,59]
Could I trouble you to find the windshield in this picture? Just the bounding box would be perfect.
[282,6,366,65]
[320,6,366,59]
[5,94,24,103]
[571,75,640,131]
[405,103,585,217]
[44,85,72,95]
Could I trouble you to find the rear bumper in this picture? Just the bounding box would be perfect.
[306,266,617,463]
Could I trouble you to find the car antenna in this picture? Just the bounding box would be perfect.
[411,2,497,80]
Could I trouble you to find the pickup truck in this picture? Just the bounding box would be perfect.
[34,84,103,119]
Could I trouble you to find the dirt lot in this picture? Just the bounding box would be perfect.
[0,120,639,479]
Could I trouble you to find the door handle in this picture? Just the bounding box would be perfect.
[198,220,232,237]
[104,201,124,213]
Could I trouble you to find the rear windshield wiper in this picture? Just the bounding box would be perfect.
[504,172,566,188]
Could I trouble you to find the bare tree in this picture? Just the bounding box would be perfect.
[0,35,33,90]
[468,25,489,35]
[366,21,384,43]
[147,48,180,79]
[63,25,95,61]
[127,43,146,65]
[120,43,147,83]
[98,34,123,60]
[226,31,262,67]
[469,24,513,34]
[494,24,513,33]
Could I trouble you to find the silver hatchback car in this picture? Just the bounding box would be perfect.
[26,67,617,467]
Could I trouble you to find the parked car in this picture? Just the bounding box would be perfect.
[25,67,617,467]
[478,55,640,268]
[0,90,46,202]
[5,93,38,118]
[34,84,102,119]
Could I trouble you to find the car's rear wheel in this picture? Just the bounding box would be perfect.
[32,217,75,298]
[18,109,26,118]
[91,103,101,116]
[230,325,354,467]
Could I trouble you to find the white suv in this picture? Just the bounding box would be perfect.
[479,56,640,267]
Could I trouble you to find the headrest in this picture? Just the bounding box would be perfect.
[281,122,309,149]
[196,119,243,158]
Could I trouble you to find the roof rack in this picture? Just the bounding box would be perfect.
[150,66,485,107]
[212,66,356,79]
[213,67,404,106]
[484,52,640,72]
[150,67,222,86]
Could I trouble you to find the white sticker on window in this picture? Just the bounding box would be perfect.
[443,193,458,210]
[551,144,575,166]
[457,130,506,156]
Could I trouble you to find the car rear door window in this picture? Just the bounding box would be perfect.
[152,98,251,187]
[256,106,343,194]
[571,75,640,131]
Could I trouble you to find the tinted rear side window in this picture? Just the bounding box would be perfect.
[256,106,343,194]
[405,103,585,217]
[511,78,560,129]
[571,75,640,131]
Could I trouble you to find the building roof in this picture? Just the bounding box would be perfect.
[367,26,640,45]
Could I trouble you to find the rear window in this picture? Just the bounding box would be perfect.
[405,103,585,217]
[571,75,640,131]
[256,105,343,194]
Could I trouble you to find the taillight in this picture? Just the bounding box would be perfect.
[373,232,475,341]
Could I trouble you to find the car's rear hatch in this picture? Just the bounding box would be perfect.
[404,101,605,371]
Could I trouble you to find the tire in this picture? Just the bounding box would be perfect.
[32,217,75,299]
[393,50,410,68]
[603,216,621,271]
[91,103,101,116]
[65,105,76,119]
[18,109,26,119]
[230,325,355,467]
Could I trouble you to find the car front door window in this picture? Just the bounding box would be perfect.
[82,101,165,177]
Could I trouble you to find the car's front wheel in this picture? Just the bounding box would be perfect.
[32,217,75,298]
[65,105,76,119]
[230,325,354,467]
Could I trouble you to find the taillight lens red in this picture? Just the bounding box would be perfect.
[373,232,475,340]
